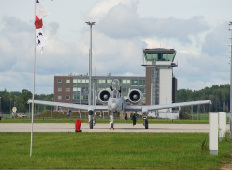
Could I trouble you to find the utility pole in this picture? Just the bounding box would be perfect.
[85,21,96,105]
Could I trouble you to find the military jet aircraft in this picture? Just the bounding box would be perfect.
[28,79,211,129]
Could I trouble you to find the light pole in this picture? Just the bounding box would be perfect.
[229,22,232,140]
[85,21,96,105]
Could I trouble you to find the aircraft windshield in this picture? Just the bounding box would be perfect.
[112,90,118,98]
[112,79,120,90]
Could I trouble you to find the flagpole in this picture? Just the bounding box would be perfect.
[30,0,37,157]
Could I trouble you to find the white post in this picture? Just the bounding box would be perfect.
[219,112,226,141]
[209,112,218,155]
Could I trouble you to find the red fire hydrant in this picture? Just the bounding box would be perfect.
[75,119,82,132]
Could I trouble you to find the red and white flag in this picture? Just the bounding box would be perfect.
[35,16,43,29]
[34,0,49,54]
[36,29,48,54]
[36,0,49,19]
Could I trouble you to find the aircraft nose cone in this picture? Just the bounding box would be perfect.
[112,103,116,108]
[110,103,117,112]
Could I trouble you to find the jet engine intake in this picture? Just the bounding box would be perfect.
[98,89,111,104]
[127,89,143,104]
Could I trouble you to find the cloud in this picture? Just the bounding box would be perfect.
[48,22,60,35]
[0,17,34,73]
[87,0,138,21]
[95,2,210,44]
[174,49,229,90]
[77,31,146,76]
[201,22,229,56]
[0,0,229,94]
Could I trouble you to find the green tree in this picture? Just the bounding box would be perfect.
[15,89,32,113]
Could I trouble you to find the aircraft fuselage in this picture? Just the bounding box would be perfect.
[108,97,124,113]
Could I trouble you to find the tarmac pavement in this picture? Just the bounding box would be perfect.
[0,123,230,133]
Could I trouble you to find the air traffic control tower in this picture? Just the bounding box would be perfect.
[142,48,178,109]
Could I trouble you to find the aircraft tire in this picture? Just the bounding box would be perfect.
[110,123,114,129]
[90,119,93,129]
[145,119,148,129]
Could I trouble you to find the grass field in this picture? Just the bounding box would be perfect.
[0,132,231,169]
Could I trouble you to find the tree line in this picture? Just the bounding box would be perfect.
[0,89,53,114]
[0,84,230,114]
[177,84,230,113]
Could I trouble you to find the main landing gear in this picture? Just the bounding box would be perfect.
[131,113,148,129]
[131,113,137,126]
[143,118,148,129]
[142,113,148,129]
[88,110,96,129]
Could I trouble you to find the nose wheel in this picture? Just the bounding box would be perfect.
[110,113,115,130]
[89,119,93,129]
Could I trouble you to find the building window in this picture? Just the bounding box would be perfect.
[73,87,82,92]
[58,96,62,100]
[58,87,62,92]
[122,88,130,92]
[122,80,130,84]
[131,80,138,85]
[98,79,106,83]
[66,88,70,92]
[57,79,62,83]
[66,79,70,83]
[66,96,70,100]
[73,95,80,100]
[107,79,112,84]
[73,79,78,83]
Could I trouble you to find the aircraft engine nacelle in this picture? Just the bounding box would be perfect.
[98,89,111,104]
[127,89,143,104]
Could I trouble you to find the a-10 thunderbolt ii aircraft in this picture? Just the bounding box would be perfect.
[28,79,211,129]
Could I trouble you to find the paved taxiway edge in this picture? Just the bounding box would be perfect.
[0,123,230,133]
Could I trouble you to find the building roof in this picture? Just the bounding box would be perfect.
[143,48,176,54]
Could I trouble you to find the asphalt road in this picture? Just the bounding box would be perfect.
[0,123,230,133]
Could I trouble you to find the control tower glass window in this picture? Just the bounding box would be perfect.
[144,53,175,62]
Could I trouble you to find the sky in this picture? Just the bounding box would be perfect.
[0,0,232,94]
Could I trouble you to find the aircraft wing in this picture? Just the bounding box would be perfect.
[27,100,108,111]
[125,100,211,112]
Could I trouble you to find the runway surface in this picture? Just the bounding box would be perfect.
[0,123,230,133]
